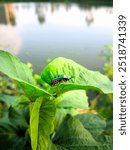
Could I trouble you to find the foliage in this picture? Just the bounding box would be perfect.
[0,99,30,150]
[0,50,113,150]
[52,114,112,150]
[90,45,113,119]
[100,44,113,80]
[55,90,89,109]
[0,73,19,96]
[30,97,56,150]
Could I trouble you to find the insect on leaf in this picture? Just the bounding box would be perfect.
[41,57,113,94]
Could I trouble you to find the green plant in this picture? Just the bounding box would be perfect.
[0,50,113,150]
[90,45,113,119]
[100,44,113,80]
[0,73,20,96]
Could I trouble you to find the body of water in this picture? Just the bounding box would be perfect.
[0,2,112,73]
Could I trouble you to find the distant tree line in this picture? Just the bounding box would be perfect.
[0,0,113,7]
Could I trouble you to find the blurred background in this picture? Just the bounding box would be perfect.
[0,0,112,73]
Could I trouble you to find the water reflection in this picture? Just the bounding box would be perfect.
[0,4,16,25]
[0,2,112,73]
[0,3,113,26]
[85,8,94,26]
[35,4,45,24]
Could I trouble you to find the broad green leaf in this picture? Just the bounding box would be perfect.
[17,81,52,100]
[0,123,28,150]
[48,140,68,150]
[9,106,29,130]
[54,108,79,131]
[0,50,34,84]
[95,135,113,150]
[52,114,98,149]
[103,119,113,136]
[0,112,29,150]
[56,90,89,109]
[53,114,112,150]
[49,145,67,150]
[30,97,56,150]
[41,57,113,94]
[49,139,112,150]
[0,50,51,99]
[1,95,30,124]
[75,114,106,137]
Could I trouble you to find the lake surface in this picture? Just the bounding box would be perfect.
[0,2,112,73]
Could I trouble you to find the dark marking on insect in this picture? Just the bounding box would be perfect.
[50,74,74,85]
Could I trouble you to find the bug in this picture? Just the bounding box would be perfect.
[50,74,73,85]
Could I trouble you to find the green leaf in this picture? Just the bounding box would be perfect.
[0,112,29,150]
[54,108,79,131]
[48,140,68,150]
[12,95,30,109]
[41,57,113,94]
[75,114,106,137]
[0,94,19,106]
[0,50,51,99]
[30,97,56,150]
[1,95,30,124]
[56,90,89,109]
[0,123,27,150]
[0,50,34,84]
[103,119,113,136]
[52,114,98,149]
[53,114,112,150]
[96,135,113,150]
[18,81,52,100]
[9,106,29,130]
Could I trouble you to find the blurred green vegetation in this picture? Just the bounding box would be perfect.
[90,45,113,120]
[100,44,113,80]
[0,73,19,96]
